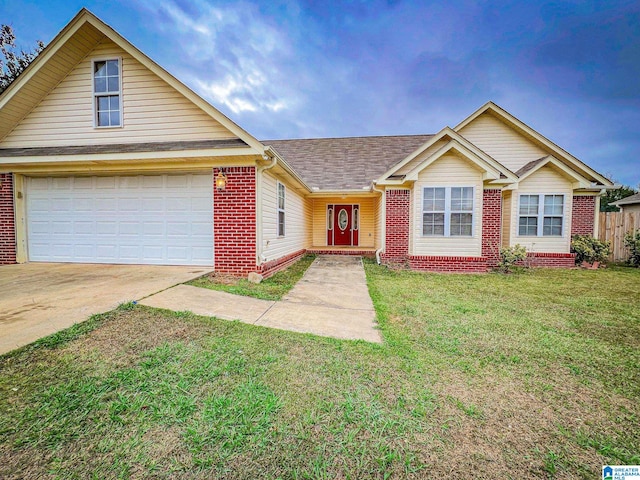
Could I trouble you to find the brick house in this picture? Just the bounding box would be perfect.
[0,9,613,275]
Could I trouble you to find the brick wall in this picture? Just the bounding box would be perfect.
[407,255,488,273]
[0,173,16,265]
[571,195,596,236]
[213,167,257,275]
[481,189,502,266]
[382,189,410,262]
[524,252,576,268]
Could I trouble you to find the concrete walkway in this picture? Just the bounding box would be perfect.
[140,256,382,343]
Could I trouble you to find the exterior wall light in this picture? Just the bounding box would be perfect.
[215,169,227,191]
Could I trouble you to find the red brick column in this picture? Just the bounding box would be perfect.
[0,173,16,265]
[481,189,502,266]
[382,189,410,263]
[213,167,257,275]
[571,195,596,236]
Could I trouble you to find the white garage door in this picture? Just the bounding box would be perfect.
[26,174,214,266]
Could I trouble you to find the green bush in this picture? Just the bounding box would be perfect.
[497,244,528,273]
[624,230,640,267]
[571,235,611,265]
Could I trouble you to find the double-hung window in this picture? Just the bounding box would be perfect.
[422,186,474,237]
[277,182,286,237]
[518,194,564,236]
[93,58,121,127]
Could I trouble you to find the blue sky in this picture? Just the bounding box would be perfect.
[2,0,639,186]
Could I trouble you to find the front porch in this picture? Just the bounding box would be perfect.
[310,195,381,252]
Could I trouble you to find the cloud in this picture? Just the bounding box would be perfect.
[118,0,639,185]
[129,0,300,116]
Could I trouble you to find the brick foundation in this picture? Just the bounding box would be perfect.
[258,249,306,278]
[213,167,257,275]
[0,173,16,265]
[407,255,489,273]
[307,249,375,256]
[521,252,576,268]
[481,189,502,267]
[571,195,596,236]
[383,189,410,262]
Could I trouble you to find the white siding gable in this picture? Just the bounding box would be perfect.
[458,113,547,172]
[1,39,237,147]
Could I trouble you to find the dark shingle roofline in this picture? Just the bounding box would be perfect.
[0,139,248,157]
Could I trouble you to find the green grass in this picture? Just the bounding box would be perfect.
[186,254,316,300]
[1,262,639,478]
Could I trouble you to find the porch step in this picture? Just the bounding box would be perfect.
[306,248,376,256]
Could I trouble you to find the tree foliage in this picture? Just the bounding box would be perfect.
[600,185,638,212]
[0,24,45,94]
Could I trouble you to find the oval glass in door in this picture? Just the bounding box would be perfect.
[338,208,348,231]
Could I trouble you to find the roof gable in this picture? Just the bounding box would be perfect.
[0,8,264,152]
[515,155,592,189]
[455,101,613,186]
[377,127,517,185]
[403,139,514,183]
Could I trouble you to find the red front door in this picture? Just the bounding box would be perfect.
[327,204,359,246]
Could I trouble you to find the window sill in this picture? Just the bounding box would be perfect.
[94,125,123,129]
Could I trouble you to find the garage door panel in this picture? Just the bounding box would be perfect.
[27,174,214,266]
[73,198,94,212]
[53,177,71,189]
[143,176,164,188]
[191,174,213,187]
[191,222,213,236]
[52,221,73,234]
[118,197,141,212]
[73,177,93,189]
[74,221,94,235]
[142,198,164,212]
[143,222,164,235]
[95,197,117,212]
[95,177,116,189]
[143,246,164,261]
[29,177,50,190]
[74,244,95,258]
[167,246,189,262]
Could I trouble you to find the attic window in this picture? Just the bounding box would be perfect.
[93,59,121,127]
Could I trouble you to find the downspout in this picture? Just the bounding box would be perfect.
[256,152,278,266]
[372,182,385,264]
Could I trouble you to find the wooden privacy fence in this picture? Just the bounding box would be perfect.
[598,211,640,262]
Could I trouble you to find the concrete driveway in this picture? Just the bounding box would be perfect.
[0,263,211,355]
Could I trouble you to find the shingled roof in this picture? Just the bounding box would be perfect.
[264,135,433,190]
[612,192,640,206]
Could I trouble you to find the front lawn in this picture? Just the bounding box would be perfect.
[1,263,638,478]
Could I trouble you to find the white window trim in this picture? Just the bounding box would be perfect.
[277,181,285,237]
[422,186,475,237]
[92,57,123,129]
[517,193,565,237]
